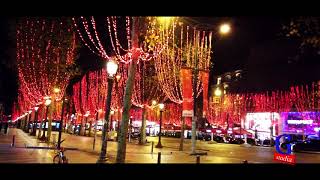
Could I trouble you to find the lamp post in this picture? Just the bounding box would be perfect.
[40,98,51,141]
[57,98,67,149]
[110,110,115,131]
[84,111,90,136]
[156,103,165,148]
[25,110,32,133]
[115,74,121,141]
[98,59,118,163]
[31,106,39,136]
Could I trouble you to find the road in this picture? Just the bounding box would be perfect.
[1,128,320,163]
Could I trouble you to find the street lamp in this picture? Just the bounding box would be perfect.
[53,87,61,94]
[22,112,28,131]
[110,110,115,131]
[219,23,231,35]
[40,98,51,141]
[31,106,39,136]
[57,98,68,149]
[156,103,165,148]
[152,100,157,106]
[115,74,121,141]
[214,88,222,97]
[25,110,32,133]
[98,59,118,163]
[84,111,90,136]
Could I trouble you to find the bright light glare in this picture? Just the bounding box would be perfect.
[159,103,165,110]
[152,100,157,106]
[53,87,61,93]
[219,23,231,34]
[106,60,118,77]
[157,17,174,24]
[45,99,52,106]
[214,88,222,97]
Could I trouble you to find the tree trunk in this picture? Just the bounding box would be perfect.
[139,107,147,145]
[116,17,140,163]
[179,116,185,151]
[116,61,137,163]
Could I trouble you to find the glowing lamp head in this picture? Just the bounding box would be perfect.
[152,100,157,106]
[45,99,52,106]
[214,88,222,97]
[110,110,115,115]
[159,103,165,110]
[106,60,118,77]
[34,106,39,111]
[84,111,90,117]
[116,74,121,82]
[219,23,231,35]
[53,87,61,93]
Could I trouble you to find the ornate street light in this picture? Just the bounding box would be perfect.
[30,106,39,136]
[40,98,51,141]
[98,59,118,163]
[156,103,165,148]
[110,110,115,131]
[214,88,222,97]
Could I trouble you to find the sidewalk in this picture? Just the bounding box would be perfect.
[32,129,268,163]
[0,128,52,163]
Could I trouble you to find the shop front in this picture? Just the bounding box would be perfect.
[244,112,280,141]
[281,112,320,137]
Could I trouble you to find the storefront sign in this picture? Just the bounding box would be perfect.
[287,120,313,125]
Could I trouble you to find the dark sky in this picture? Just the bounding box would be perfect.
[1,16,319,114]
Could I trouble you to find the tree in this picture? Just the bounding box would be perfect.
[16,17,78,141]
[282,17,320,61]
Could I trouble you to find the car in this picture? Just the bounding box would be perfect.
[229,138,245,144]
[280,134,304,149]
[213,136,225,143]
[293,139,320,152]
[246,138,256,145]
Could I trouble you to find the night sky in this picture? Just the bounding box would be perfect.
[1,16,319,114]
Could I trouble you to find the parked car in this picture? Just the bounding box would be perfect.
[246,138,256,145]
[212,135,224,143]
[293,139,320,152]
[229,138,245,144]
[280,134,304,149]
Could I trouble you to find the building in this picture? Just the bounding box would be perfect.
[210,69,243,101]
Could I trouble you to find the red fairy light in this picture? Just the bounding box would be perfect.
[16,18,77,119]
[73,16,163,64]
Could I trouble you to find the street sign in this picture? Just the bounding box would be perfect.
[182,110,193,117]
